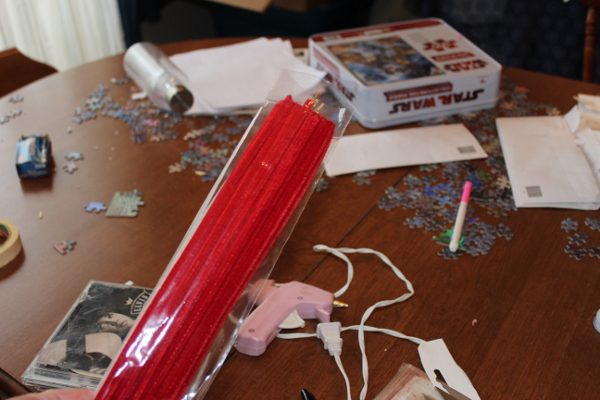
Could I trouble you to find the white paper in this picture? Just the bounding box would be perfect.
[496,116,600,210]
[36,339,67,365]
[85,332,123,358]
[418,339,480,400]
[324,124,487,177]
[170,38,325,114]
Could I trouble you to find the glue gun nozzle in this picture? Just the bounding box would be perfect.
[333,300,349,308]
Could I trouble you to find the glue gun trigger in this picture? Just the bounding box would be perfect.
[278,310,306,330]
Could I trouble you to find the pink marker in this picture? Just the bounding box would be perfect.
[449,181,472,252]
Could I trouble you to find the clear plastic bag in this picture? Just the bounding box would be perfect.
[96,73,351,400]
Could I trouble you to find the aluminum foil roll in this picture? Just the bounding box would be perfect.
[124,42,193,113]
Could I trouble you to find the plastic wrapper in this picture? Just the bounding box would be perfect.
[96,74,351,400]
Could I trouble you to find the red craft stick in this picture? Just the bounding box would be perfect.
[96,96,335,400]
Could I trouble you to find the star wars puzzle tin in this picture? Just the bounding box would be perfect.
[309,19,501,128]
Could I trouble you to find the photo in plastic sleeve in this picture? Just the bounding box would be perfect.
[23,281,152,389]
[327,37,444,86]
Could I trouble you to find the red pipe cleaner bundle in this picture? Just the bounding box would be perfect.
[96,96,336,400]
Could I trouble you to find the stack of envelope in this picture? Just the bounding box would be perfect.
[497,104,600,210]
[170,38,325,115]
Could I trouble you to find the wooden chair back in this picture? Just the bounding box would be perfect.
[0,48,56,97]
[582,0,600,81]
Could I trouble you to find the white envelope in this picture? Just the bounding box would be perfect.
[496,116,600,210]
[170,38,325,114]
[324,124,487,177]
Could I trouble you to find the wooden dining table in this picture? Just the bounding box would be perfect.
[0,38,599,400]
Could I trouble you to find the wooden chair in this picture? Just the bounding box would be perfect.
[582,0,600,81]
[0,48,56,97]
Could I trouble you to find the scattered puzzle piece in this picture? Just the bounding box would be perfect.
[9,94,23,103]
[106,189,144,217]
[54,240,76,255]
[568,232,590,247]
[65,152,84,161]
[561,218,600,260]
[110,76,131,85]
[561,218,579,233]
[315,177,330,193]
[0,109,22,124]
[438,247,461,260]
[84,201,107,213]
[168,163,184,173]
[352,170,376,186]
[584,217,600,232]
[62,161,78,174]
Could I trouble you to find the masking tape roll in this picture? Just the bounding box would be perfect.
[0,220,22,268]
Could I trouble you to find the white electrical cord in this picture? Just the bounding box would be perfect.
[312,244,354,298]
[277,244,426,400]
[335,354,352,400]
[278,325,425,345]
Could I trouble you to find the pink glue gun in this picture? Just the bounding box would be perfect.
[235,279,336,356]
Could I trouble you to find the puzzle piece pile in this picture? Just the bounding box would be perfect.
[319,80,558,259]
[561,217,600,260]
[72,84,183,144]
[376,81,557,259]
[174,117,250,182]
[73,79,252,182]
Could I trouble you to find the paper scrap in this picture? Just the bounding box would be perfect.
[418,339,480,400]
[85,332,123,359]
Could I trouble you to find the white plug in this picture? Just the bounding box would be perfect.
[317,322,343,356]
